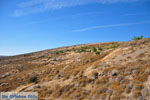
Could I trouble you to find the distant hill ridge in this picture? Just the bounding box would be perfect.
[0,38,150,100]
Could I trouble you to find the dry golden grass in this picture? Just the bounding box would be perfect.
[0,38,150,100]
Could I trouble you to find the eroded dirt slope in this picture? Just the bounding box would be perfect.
[0,38,150,100]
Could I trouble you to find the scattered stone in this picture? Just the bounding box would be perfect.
[126,84,133,93]
[34,84,41,88]
[99,87,108,94]
[0,83,8,86]
[127,84,133,89]
[141,87,149,98]
[126,75,133,80]
[2,73,11,78]
[51,58,60,61]
[111,70,119,76]
[124,71,132,75]
[137,96,144,100]
[116,75,123,82]
[92,72,99,79]
[77,71,83,77]
[106,89,113,95]
[132,70,139,75]
[88,79,95,84]
[146,69,150,75]
[109,77,116,83]
[98,72,104,76]
[55,74,61,79]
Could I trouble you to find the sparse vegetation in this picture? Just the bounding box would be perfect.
[1,38,150,100]
[76,46,89,53]
[98,47,103,51]
[55,50,64,54]
[132,35,144,40]
[76,46,103,54]
[80,47,87,52]
[28,76,38,83]
[95,51,100,54]
[92,47,97,52]
[47,56,52,59]
[107,43,119,49]
[92,47,101,54]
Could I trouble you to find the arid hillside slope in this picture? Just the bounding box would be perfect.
[0,38,150,100]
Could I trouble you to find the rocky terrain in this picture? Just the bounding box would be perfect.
[0,56,7,59]
[0,38,150,100]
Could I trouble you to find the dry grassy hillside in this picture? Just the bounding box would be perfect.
[0,38,150,100]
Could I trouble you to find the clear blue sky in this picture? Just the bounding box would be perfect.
[0,0,150,55]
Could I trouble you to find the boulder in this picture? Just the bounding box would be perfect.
[111,70,119,76]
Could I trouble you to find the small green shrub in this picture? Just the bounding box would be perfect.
[92,47,101,54]
[95,51,100,54]
[76,47,88,53]
[28,76,37,83]
[108,43,119,49]
[47,56,52,59]
[92,47,97,52]
[132,35,144,40]
[98,47,103,51]
[81,47,87,52]
[55,50,64,54]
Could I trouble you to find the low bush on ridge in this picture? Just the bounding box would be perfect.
[132,35,144,40]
